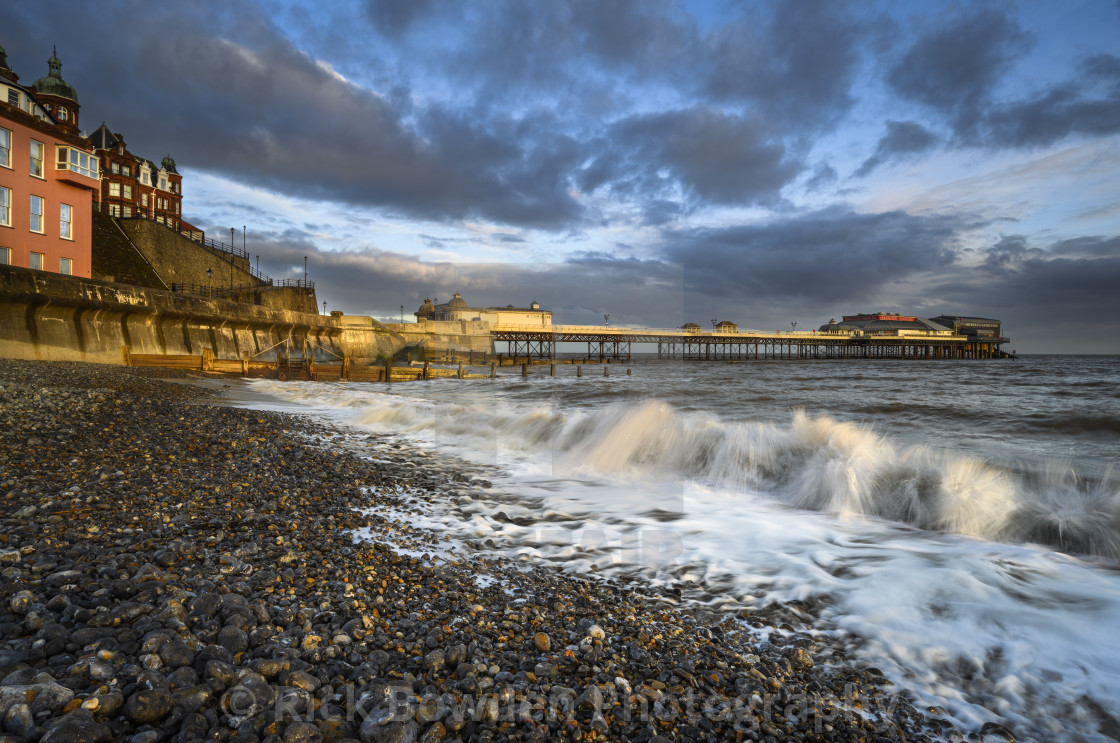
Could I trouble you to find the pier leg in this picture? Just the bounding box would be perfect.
[423,361,429,380]
[490,361,496,378]
[550,364,555,377]
[604,365,609,377]
[384,356,392,383]
[577,365,582,377]
[522,363,528,377]
[458,362,463,379]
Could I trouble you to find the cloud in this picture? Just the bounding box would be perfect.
[979,54,1120,148]
[599,108,800,206]
[704,0,867,131]
[855,120,939,177]
[888,8,1033,139]
[660,207,961,303]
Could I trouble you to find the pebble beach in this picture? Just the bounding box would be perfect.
[0,359,962,743]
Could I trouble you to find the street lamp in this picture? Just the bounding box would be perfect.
[604,313,610,327]
[304,256,308,286]
[230,227,234,251]
[206,267,212,297]
[400,305,404,323]
[791,321,798,333]
[711,318,718,330]
[322,300,327,315]
[256,255,259,277]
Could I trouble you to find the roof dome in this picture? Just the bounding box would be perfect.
[447,293,468,310]
[32,47,78,102]
[416,299,434,317]
[161,154,178,174]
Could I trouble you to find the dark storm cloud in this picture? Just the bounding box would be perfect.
[855,120,939,177]
[705,0,866,131]
[364,0,458,35]
[2,2,586,228]
[888,8,1032,139]
[979,55,1120,147]
[924,234,1120,352]
[661,207,961,303]
[597,108,800,205]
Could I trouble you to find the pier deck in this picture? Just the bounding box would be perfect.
[490,324,1010,361]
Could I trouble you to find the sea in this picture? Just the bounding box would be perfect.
[230,355,1120,742]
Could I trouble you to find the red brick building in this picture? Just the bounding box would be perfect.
[0,45,99,278]
[90,124,186,232]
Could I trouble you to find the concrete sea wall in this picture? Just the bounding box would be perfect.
[0,267,403,365]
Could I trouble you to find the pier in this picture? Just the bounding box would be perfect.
[490,324,1010,361]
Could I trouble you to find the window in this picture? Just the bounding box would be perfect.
[6,89,17,107]
[122,165,130,176]
[30,196,44,233]
[58,107,68,122]
[108,204,120,217]
[175,202,180,214]
[111,162,119,174]
[141,171,148,184]
[0,186,9,227]
[0,127,10,167]
[60,257,72,275]
[108,182,120,197]
[122,206,131,218]
[60,204,72,239]
[160,177,166,190]
[30,140,44,177]
[0,248,9,265]
[122,184,132,199]
[141,193,148,207]
[30,252,43,270]
[57,147,97,178]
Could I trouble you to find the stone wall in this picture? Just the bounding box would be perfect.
[117,219,254,289]
[0,267,401,365]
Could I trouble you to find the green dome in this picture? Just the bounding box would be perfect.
[32,46,78,102]
[161,154,178,173]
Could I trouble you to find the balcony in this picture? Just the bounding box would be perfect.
[54,146,100,188]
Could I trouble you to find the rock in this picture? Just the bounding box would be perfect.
[283,720,324,743]
[0,680,76,715]
[38,714,112,743]
[532,632,550,652]
[123,688,172,724]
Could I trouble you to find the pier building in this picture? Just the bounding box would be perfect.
[416,293,552,327]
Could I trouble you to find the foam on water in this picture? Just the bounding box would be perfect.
[236,375,1120,741]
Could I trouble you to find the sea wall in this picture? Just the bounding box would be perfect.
[379,319,494,361]
[0,266,402,365]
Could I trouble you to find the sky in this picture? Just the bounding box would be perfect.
[4,0,1120,352]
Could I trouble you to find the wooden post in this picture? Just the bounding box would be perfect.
[577,365,582,377]
[490,361,496,378]
[458,362,463,379]
[202,348,214,372]
[122,345,131,367]
[627,368,631,376]
[423,361,429,380]
[384,356,392,383]
[550,364,555,377]
[521,363,528,377]
[604,365,609,377]
[343,357,351,380]
[242,353,250,375]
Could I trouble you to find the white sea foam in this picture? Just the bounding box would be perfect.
[239,376,1120,742]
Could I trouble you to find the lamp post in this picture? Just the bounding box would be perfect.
[256,255,259,277]
[604,313,610,327]
[230,227,234,251]
[206,267,212,297]
[400,305,404,323]
[304,256,308,287]
[711,318,718,330]
[791,321,797,334]
[242,225,246,255]
[322,301,327,315]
